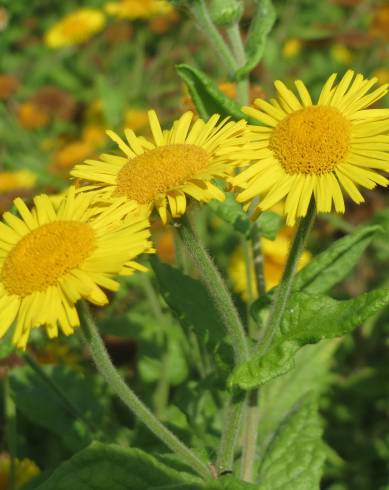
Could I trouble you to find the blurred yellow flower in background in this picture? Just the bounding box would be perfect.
[0,454,39,490]
[0,187,152,348]
[331,43,353,65]
[373,69,389,85]
[53,141,95,171]
[371,4,389,40]
[45,9,106,48]
[72,110,255,223]
[105,0,173,20]
[82,125,107,149]
[229,228,311,301]
[124,108,149,132]
[282,38,302,59]
[0,170,36,192]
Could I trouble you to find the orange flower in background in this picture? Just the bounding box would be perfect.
[149,9,180,34]
[18,102,49,129]
[45,8,106,48]
[0,74,19,100]
[82,125,108,149]
[371,4,389,40]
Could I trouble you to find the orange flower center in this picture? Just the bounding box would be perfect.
[270,106,351,175]
[115,144,209,204]
[1,222,95,296]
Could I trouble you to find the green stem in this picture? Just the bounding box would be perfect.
[4,376,16,490]
[178,215,250,365]
[251,223,267,298]
[226,23,249,104]
[140,274,171,419]
[190,0,238,75]
[216,390,246,475]
[240,390,260,482]
[257,201,316,356]
[78,301,211,481]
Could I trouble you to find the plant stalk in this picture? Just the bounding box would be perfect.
[78,300,211,481]
[256,201,316,356]
[178,214,250,366]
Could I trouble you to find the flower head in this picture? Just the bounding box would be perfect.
[105,0,173,20]
[45,9,105,48]
[71,110,253,223]
[233,71,389,225]
[0,187,152,349]
[0,170,36,193]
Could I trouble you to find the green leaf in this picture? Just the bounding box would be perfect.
[0,338,15,360]
[35,442,202,490]
[294,225,381,294]
[230,287,389,390]
[209,192,252,236]
[176,64,254,122]
[258,340,338,453]
[9,365,105,451]
[151,258,226,352]
[257,395,326,489]
[257,212,283,240]
[236,0,276,80]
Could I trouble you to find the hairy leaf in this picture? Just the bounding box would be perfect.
[35,442,202,490]
[236,0,276,80]
[230,288,389,389]
[257,395,326,489]
[294,225,381,294]
[176,64,254,121]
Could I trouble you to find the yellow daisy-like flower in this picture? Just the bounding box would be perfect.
[0,170,36,192]
[229,227,311,301]
[0,187,152,349]
[105,0,173,20]
[71,110,253,223]
[233,70,389,226]
[45,9,105,48]
[0,453,40,490]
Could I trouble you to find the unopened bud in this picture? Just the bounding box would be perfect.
[209,0,243,26]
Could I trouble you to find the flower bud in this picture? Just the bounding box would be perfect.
[209,0,243,26]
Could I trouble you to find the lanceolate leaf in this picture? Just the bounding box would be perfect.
[209,192,252,237]
[151,258,226,351]
[35,442,202,490]
[176,64,255,122]
[230,287,389,390]
[293,225,381,294]
[257,395,326,489]
[236,0,276,80]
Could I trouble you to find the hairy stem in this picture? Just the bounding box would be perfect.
[78,301,211,480]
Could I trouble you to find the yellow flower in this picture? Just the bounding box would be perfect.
[0,170,36,192]
[0,187,152,349]
[45,9,105,48]
[105,0,173,20]
[53,141,95,170]
[0,453,40,490]
[373,69,389,85]
[71,110,253,223]
[234,70,389,226]
[82,125,108,148]
[123,108,149,132]
[229,227,311,301]
[282,38,301,59]
[331,43,353,65]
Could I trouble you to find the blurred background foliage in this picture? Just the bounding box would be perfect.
[0,0,388,489]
